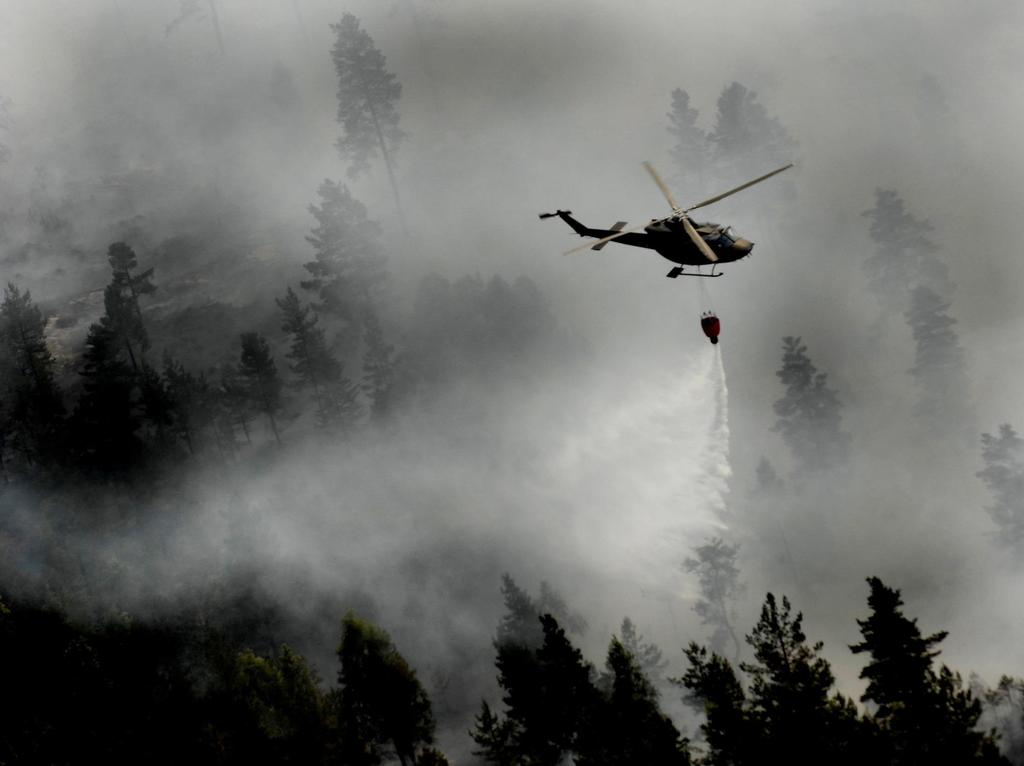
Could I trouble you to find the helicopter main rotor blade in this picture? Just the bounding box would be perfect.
[684,162,794,213]
[562,223,647,256]
[643,161,683,214]
[681,215,719,263]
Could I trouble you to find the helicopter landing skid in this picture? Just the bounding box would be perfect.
[666,266,722,279]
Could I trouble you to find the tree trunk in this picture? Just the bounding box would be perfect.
[360,78,408,235]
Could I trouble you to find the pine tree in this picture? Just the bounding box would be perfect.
[708,82,796,175]
[850,577,1005,764]
[103,242,156,372]
[863,189,951,312]
[302,179,386,324]
[618,616,668,681]
[581,638,690,765]
[667,87,711,193]
[0,283,64,465]
[978,424,1024,549]
[238,332,282,445]
[772,336,849,475]
[741,593,850,765]
[677,642,753,764]
[277,287,358,428]
[74,321,141,471]
[474,614,600,766]
[495,573,542,649]
[683,537,743,660]
[905,285,969,426]
[361,309,400,424]
[163,355,212,455]
[331,12,406,225]
[335,612,436,766]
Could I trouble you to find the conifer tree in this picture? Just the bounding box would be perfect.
[708,82,796,175]
[302,179,386,324]
[74,321,140,471]
[582,638,691,765]
[978,424,1024,549]
[677,642,753,764]
[362,309,400,424]
[104,242,155,372]
[336,612,436,766]
[0,283,64,465]
[495,573,542,649]
[618,616,668,681]
[238,332,282,445]
[684,537,744,661]
[277,287,359,428]
[163,355,211,455]
[667,87,711,192]
[772,336,849,475]
[331,12,406,225]
[474,614,600,766]
[850,577,1005,765]
[863,189,951,312]
[905,285,969,426]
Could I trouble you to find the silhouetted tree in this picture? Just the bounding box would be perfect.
[302,179,386,326]
[581,638,691,765]
[104,242,155,372]
[496,574,542,649]
[850,577,1005,764]
[978,424,1024,549]
[361,309,401,424]
[331,12,406,225]
[905,284,969,426]
[773,336,849,475]
[708,82,796,176]
[238,332,282,445]
[163,354,212,456]
[677,642,753,764]
[0,283,64,465]
[277,287,358,428]
[667,87,711,193]
[474,614,599,766]
[618,616,668,681]
[684,537,743,660]
[74,320,141,472]
[863,189,951,312]
[741,593,857,764]
[335,612,436,766]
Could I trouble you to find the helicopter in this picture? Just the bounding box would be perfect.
[540,161,793,278]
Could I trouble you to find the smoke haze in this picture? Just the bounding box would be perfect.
[3,0,1024,756]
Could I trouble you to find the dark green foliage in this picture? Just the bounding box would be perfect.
[277,286,359,429]
[335,611,436,766]
[850,577,1006,765]
[677,642,752,764]
[978,424,1024,548]
[496,573,543,648]
[772,336,849,475]
[684,537,743,660]
[581,638,690,765]
[618,616,668,681]
[162,354,213,455]
[475,613,601,766]
[741,593,841,763]
[238,332,283,444]
[104,241,156,371]
[73,320,143,472]
[302,179,386,323]
[0,283,64,467]
[331,13,404,178]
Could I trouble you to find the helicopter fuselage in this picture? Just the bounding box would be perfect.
[547,210,752,266]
